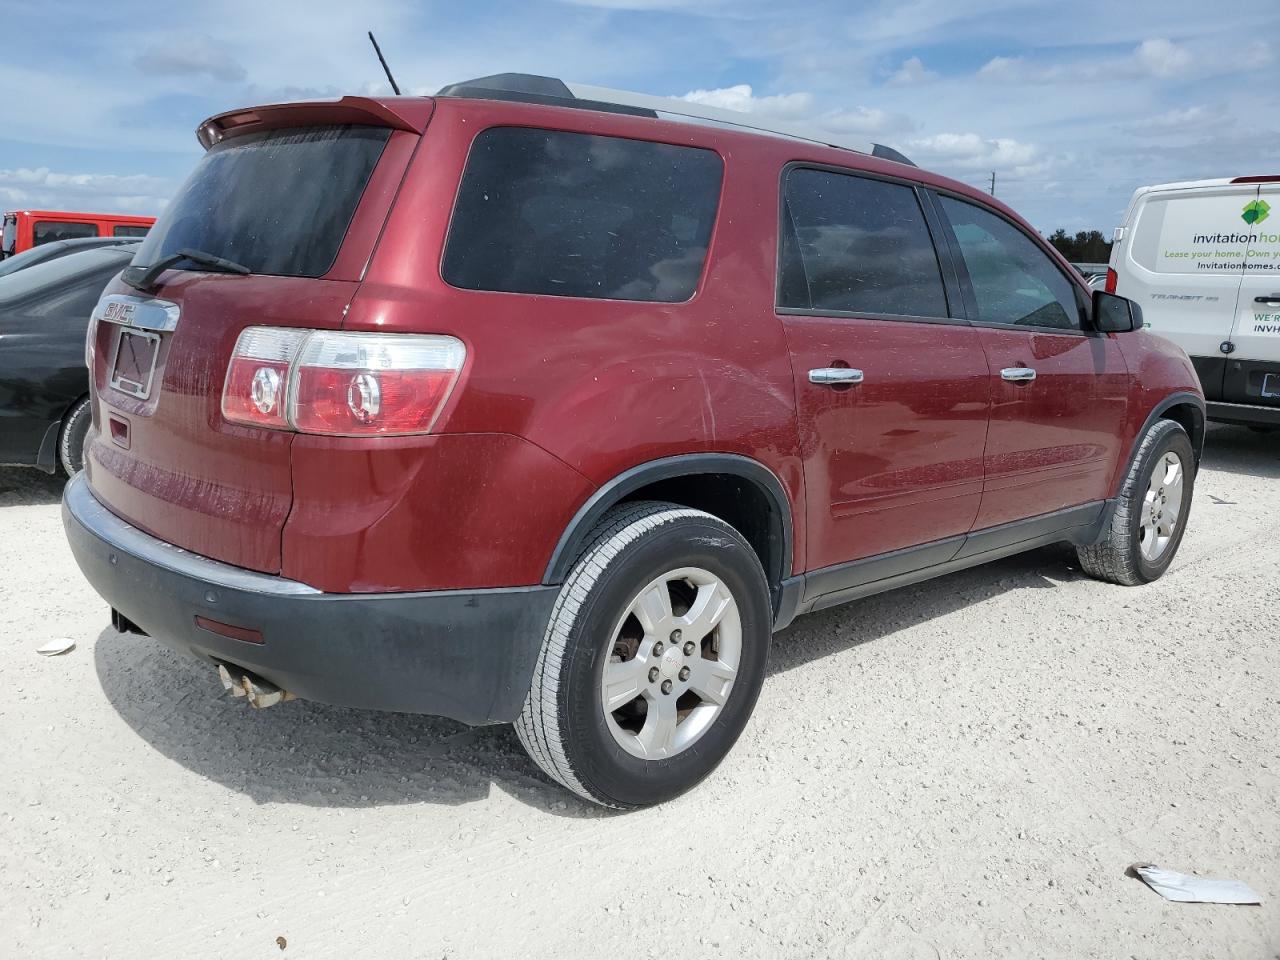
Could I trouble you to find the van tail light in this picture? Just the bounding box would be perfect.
[1104,268,1118,294]
[221,328,466,436]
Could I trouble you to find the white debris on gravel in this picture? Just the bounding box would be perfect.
[1,424,1277,959]
[35,638,76,657]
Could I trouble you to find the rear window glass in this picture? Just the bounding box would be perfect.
[779,168,947,317]
[443,127,723,302]
[34,221,97,245]
[1128,190,1265,276]
[132,124,390,279]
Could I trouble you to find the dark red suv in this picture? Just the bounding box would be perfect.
[64,75,1205,808]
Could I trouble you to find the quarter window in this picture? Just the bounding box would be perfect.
[940,197,1082,330]
[779,168,948,318]
[443,127,723,303]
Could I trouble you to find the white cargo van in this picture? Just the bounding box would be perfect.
[1109,176,1280,428]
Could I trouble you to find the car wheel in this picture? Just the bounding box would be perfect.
[1077,419,1195,586]
[58,397,93,476]
[515,501,772,808]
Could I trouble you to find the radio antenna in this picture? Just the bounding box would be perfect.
[367,31,401,95]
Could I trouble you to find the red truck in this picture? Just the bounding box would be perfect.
[63,75,1204,808]
[1,209,154,258]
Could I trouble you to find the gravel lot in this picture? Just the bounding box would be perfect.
[2,424,1277,959]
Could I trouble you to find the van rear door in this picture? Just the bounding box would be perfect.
[1117,183,1257,400]
[85,102,428,575]
[1225,182,1280,409]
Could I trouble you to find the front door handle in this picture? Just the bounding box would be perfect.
[809,367,864,386]
[1255,294,1280,305]
[1001,367,1037,383]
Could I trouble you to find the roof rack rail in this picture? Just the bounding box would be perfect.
[435,73,914,166]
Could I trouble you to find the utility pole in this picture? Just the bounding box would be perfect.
[989,171,996,196]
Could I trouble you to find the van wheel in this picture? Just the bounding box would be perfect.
[515,501,771,808]
[1077,419,1195,586]
[58,398,92,476]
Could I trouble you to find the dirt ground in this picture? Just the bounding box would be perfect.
[1,424,1277,959]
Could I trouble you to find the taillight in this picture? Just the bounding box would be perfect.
[221,328,466,436]
[222,327,309,429]
[1105,268,1117,294]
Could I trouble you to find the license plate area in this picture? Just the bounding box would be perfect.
[109,327,161,399]
[1263,373,1280,400]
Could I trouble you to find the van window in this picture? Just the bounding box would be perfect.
[1128,191,1261,275]
[133,124,390,279]
[113,225,150,238]
[779,169,947,317]
[34,221,98,245]
[443,127,723,302]
[940,197,1081,330]
[2,215,15,256]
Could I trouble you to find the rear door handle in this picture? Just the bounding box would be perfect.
[809,367,864,386]
[1001,367,1037,382]
[1255,294,1280,305]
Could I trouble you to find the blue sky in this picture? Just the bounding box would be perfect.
[3,0,1278,233]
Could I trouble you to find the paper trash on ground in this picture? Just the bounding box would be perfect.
[1131,863,1261,904]
[36,637,76,656]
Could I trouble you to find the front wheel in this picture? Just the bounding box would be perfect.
[1077,419,1195,585]
[515,502,772,808]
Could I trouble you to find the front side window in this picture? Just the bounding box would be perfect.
[940,197,1082,330]
[779,168,948,318]
[33,221,97,245]
[133,124,390,278]
[443,127,723,303]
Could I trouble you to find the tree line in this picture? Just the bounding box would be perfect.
[1046,229,1111,264]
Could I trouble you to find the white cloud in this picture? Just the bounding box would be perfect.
[820,106,916,136]
[134,33,247,82]
[980,37,1196,85]
[904,132,1044,174]
[887,56,937,86]
[0,167,173,215]
[1133,38,1191,78]
[680,84,814,118]
[1123,105,1233,137]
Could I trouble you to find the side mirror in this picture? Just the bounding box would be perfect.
[1092,290,1142,333]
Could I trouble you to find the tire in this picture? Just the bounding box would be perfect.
[1077,419,1195,586]
[515,501,772,808]
[58,397,92,476]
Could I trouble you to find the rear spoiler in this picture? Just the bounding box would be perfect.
[197,96,434,150]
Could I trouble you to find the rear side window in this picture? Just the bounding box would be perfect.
[443,127,723,303]
[133,124,390,278]
[113,225,150,238]
[940,196,1082,330]
[779,168,948,318]
[34,221,97,245]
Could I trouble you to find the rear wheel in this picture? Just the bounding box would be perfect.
[58,397,92,476]
[515,502,771,808]
[1077,419,1195,585]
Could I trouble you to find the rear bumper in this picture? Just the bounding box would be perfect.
[62,473,556,725]
[1206,401,1280,427]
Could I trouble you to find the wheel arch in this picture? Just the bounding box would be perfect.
[1153,393,1206,464]
[543,454,795,605]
